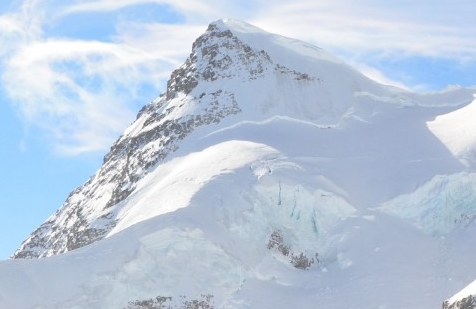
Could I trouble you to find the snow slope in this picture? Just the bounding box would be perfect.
[4,19,476,309]
[428,93,476,165]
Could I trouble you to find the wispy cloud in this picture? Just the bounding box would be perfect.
[0,1,194,155]
[0,0,475,156]
[252,0,476,59]
[62,0,216,17]
[2,36,179,154]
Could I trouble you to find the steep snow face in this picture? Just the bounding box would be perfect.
[428,94,476,166]
[109,140,281,234]
[7,18,476,309]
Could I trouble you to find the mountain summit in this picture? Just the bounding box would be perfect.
[12,18,385,259]
[5,19,476,309]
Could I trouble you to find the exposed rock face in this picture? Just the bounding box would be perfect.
[166,23,272,100]
[12,21,273,259]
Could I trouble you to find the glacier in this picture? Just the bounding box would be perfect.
[3,19,476,309]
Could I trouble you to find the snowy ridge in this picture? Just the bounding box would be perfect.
[5,19,476,309]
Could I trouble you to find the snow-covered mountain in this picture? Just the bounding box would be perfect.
[4,19,476,309]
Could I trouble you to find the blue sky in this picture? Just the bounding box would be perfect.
[0,0,475,260]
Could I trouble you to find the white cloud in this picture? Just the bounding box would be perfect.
[62,0,158,13]
[115,21,204,61]
[251,0,476,59]
[2,37,180,155]
[350,64,410,90]
[60,0,245,22]
[1,0,475,156]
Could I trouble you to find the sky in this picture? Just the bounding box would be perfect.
[0,0,475,260]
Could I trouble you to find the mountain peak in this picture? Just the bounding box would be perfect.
[11,20,408,259]
[166,18,273,101]
[5,20,476,309]
[209,18,345,66]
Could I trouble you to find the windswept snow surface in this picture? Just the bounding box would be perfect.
[4,19,476,309]
[428,93,476,165]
